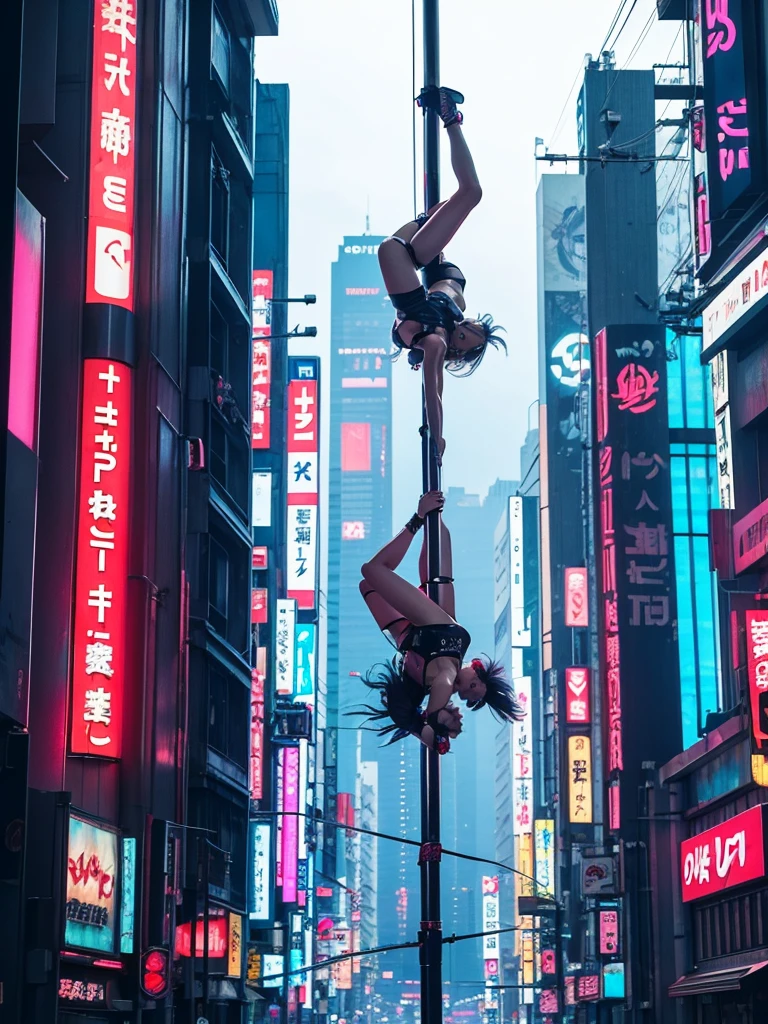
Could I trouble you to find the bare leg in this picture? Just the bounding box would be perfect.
[378,202,449,296]
[418,520,456,619]
[410,124,482,266]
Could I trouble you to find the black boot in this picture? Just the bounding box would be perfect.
[417,86,465,127]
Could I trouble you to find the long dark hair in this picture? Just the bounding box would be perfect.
[466,655,525,723]
[444,314,507,377]
[347,658,425,744]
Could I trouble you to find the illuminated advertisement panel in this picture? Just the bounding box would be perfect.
[275,600,296,696]
[70,360,132,756]
[281,746,300,903]
[481,875,499,959]
[250,821,272,921]
[595,325,679,832]
[564,567,588,627]
[252,471,272,528]
[746,610,768,748]
[286,358,320,610]
[85,0,138,310]
[599,909,619,954]
[567,735,593,825]
[120,837,135,954]
[509,497,530,646]
[251,588,267,625]
[250,646,266,800]
[65,816,119,953]
[252,270,273,449]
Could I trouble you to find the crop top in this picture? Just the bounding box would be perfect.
[401,622,472,687]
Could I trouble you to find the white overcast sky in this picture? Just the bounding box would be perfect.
[255,0,684,525]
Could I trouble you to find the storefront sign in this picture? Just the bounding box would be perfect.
[564,567,588,627]
[541,948,556,974]
[252,545,268,569]
[275,599,296,696]
[70,360,132,756]
[512,678,532,836]
[534,819,555,896]
[250,648,266,800]
[747,610,768,747]
[702,248,768,354]
[565,975,576,1006]
[251,587,267,625]
[86,0,139,309]
[228,914,242,978]
[65,816,118,953]
[599,909,619,954]
[567,735,593,824]
[539,989,559,1014]
[261,954,283,987]
[582,856,619,896]
[252,270,273,449]
[734,499,768,575]
[286,358,320,609]
[565,667,591,723]
[58,973,106,1007]
[681,804,766,902]
[250,821,272,921]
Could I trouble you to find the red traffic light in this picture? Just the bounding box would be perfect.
[141,947,170,999]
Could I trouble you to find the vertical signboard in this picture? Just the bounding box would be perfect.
[565,666,591,724]
[281,746,300,903]
[512,677,532,835]
[286,358,320,610]
[599,910,619,954]
[120,837,135,954]
[228,914,243,978]
[534,819,555,896]
[746,610,768,749]
[250,647,266,800]
[252,270,273,449]
[564,567,589,627]
[250,821,272,921]
[595,325,679,831]
[295,625,316,701]
[70,360,132,756]
[65,816,119,953]
[275,599,296,696]
[509,498,530,645]
[567,735,593,824]
[85,0,139,309]
[482,875,500,960]
[711,351,734,508]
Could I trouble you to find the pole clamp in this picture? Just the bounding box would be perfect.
[418,842,443,865]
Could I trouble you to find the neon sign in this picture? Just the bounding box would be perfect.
[286,358,320,609]
[70,360,132,756]
[746,610,768,748]
[680,804,766,902]
[252,270,273,449]
[86,0,138,309]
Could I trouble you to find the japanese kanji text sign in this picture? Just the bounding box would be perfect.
[565,667,591,724]
[564,567,589,627]
[250,647,266,800]
[746,610,768,748]
[680,804,766,902]
[252,270,272,449]
[567,735,593,824]
[86,0,138,309]
[286,358,319,610]
[275,600,296,696]
[71,360,131,756]
[534,819,555,897]
[482,875,500,959]
[281,747,300,903]
[512,677,532,836]
[594,325,679,833]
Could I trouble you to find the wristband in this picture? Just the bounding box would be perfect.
[426,710,451,737]
[405,512,425,535]
[435,735,451,755]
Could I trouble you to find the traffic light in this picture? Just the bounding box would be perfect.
[140,947,170,1000]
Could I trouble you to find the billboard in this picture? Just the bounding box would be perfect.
[252,270,273,449]
[286,357,320,610]
[594,325,680,832]
[680,804,766,902]
[65,816,119,953]
[85,0,138,309]
[70,360,132,757]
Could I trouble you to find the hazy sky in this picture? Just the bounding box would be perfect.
[255,0,683,525]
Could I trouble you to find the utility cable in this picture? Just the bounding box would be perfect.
[516,452,541,497]
[598,0,632,55]
[258,925,522,982]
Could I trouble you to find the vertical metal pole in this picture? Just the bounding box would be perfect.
[420,4,443,1024]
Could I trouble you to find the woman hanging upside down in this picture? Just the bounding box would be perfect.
[378,87,506,464]
[350,491,524,753]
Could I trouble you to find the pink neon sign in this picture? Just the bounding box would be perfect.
[281,746,300,902]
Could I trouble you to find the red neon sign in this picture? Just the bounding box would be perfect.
[252,271,273,449]
[252,546,268,570]
[565,667,591,724]
[250,647,266,800]
[747,610,768,747]
[564,568,588,627]
[85,0,138,310]
[680,805,766,903]
[599,909,619,954]
[70,360,132,756]
[175,916,228,957]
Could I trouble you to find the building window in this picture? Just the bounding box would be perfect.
[341,422,371,471]
[211,5,230,95]
[207,520,249,653]
[208,663,248,769]
[211,149,230,268]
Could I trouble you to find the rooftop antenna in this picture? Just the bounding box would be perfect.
[365,196,370,235]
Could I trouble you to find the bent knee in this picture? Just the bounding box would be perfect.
[378,237,403,263]
[459,184,482,208]
[360,561,373,580]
